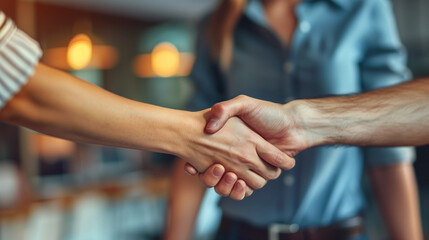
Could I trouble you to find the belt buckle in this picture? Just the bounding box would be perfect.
[268,223,299,240]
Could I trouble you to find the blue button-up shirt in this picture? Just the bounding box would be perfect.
[188,0,415,228]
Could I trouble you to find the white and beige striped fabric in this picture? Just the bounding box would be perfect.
[0,11,42,110]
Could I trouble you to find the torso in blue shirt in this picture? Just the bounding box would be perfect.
[189,0,415,228]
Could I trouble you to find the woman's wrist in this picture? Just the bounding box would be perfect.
[150,109,199,158]
[171,110,219,172]
[160,110,210,169]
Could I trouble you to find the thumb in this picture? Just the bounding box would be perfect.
[184,163,199,176]
[206,95,251,134]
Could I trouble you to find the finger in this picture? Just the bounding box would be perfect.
[229,180,246,200]
[198,164,225,188]
[184,163,198,176]
[256,140,296,170]
[243,170,267,190]
[214,172,238,197]
[247,154,282,181]
[243,141,282,181]
[245,187,254,197]
[206,95,250,134]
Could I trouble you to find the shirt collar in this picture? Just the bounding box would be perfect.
[245,0,351,19]
[312,0,350,9]
[244,0,351,28]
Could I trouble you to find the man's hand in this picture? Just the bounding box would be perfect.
[185,95,312,198]
[207,95,310,155]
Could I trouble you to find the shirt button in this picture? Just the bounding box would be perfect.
[299,21,311,33]
[283,175,295,186]
[283,61,294,74]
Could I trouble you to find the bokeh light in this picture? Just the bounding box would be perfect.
[151,42,180,77]
[67,34,92,70]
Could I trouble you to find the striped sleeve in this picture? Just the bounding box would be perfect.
[0,11,42,110]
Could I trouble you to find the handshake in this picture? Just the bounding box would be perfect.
[4,62,425,201]
[179,95,318,201]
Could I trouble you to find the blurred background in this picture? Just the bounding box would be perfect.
[0,0,427,239]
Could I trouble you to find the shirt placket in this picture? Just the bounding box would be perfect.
[279,2,314,223]
[287,2,312,102]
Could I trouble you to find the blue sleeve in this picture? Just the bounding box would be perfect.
[187,20,226,111]
[360,0,415,166]
[359,0,411,90]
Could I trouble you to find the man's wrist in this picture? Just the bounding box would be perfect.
[284,99,334,147]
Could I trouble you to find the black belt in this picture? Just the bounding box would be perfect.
[217,214,364,240]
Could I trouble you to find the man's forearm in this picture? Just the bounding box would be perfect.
[291,78,429,147]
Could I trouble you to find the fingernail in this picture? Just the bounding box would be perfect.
[206,118,219,130]
[225,174,235,184]
[213,166,223,177]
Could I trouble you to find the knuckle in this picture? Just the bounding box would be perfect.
[266,169,279,180]
[199,177,212,188]
[271,152,286,168]
[225,172,238,183]
[230,194,241,201]
[290,158,296,169]
[200,174,216,187]
[236,153,253,166]
[284,158,296,170]
[215,187,229,197]
[252,180,266,190]
[205,180,216,188]
[212,102,226,113]
[236,94,247,100]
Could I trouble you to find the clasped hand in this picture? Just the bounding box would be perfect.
[183,95,312,200]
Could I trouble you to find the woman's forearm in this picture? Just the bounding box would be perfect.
[292,78,429,147]
[0,63,187,155]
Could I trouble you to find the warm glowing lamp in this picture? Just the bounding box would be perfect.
[67,34,92,70]
[151,42,180,77]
